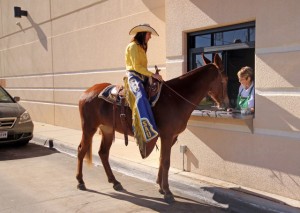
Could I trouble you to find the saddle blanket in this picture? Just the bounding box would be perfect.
[98,85,127,106]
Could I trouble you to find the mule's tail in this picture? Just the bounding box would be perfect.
[79,83,112,166]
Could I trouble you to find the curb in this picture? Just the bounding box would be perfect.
[31,136,300,213]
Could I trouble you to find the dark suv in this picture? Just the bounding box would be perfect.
[0,86,34,146]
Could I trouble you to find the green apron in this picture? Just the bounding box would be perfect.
[237,86,254,110]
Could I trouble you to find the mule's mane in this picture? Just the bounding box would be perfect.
[180,63,215,79]
[166,63,216,85]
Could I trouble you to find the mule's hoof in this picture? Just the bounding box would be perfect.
[77,183,86,190]
[164,194,175,204]
[113,182,124,191]
[158,189,164,195]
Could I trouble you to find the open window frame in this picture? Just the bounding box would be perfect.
[187,21,255,120]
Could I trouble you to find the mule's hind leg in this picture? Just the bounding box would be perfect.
[98,125,123,191]
[76,128,96,190]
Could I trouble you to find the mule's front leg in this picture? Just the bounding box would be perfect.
[156,165,163,194]
[157,136,178,196]
[159,138,175,203]
[99,126,123,191]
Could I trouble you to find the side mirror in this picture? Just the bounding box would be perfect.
[14,96,20,102]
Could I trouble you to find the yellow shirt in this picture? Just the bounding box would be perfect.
[125,41,153,77]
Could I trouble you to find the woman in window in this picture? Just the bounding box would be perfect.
[124,24,163,151]
[236,66,255,113]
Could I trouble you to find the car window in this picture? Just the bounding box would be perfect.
[0,87,14,103]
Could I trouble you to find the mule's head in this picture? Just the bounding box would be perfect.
[203,54,229,109]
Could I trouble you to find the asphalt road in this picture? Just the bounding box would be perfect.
[0,143,228,213]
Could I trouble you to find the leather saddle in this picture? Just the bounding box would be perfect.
[99,78,161,105]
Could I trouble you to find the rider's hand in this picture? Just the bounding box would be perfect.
[152,73,163,82]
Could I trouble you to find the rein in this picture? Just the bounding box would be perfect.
[161,81,199,108]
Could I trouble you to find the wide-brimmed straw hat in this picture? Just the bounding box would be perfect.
[129,24,159,36]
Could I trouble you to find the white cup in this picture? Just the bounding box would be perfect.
[241,108,249,115]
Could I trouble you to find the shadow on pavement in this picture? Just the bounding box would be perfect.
[0,142,58,161]
[84,188,229,212]
[203,186,300,213]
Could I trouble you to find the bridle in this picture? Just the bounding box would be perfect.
[215,68,227,108]
[160,65,227,109]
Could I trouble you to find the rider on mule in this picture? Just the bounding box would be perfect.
[124,24,163,151]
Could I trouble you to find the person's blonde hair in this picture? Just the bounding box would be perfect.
[237,66,254,81]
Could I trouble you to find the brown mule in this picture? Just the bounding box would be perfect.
[76,54,229,203]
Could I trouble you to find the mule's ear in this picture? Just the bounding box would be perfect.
[202,53,211,65]
[214,54,224,70]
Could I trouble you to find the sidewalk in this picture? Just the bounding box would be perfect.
[31,121,300,213]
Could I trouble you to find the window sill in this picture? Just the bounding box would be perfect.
[192,110,254,120]
[190,110,254,133]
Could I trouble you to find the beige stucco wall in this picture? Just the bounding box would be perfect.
[0,0,166,128]
[166,0,300,201]
[1,0,300,201]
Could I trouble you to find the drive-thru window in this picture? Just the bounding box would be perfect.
[188,22,255,114]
